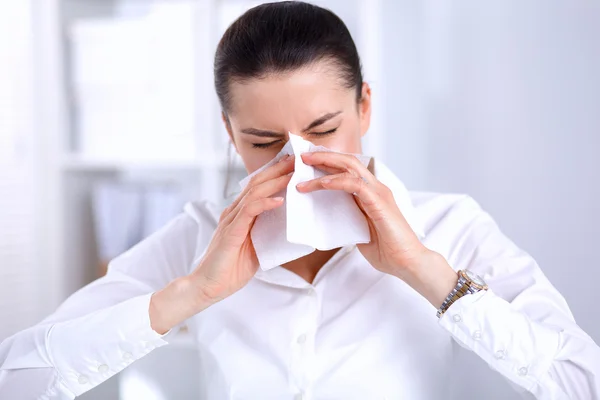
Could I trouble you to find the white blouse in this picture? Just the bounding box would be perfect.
[1,166,599,400]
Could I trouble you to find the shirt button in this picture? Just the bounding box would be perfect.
[518,367,528,376]
[452,314,462,323]
[123,352,133,360]
[98,364,109,373]
[495,350,506,360]
[78,375,89,385]
[297,334,307,344]
[472,330,482,340]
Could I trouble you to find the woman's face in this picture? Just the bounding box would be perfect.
[223,61,372,173]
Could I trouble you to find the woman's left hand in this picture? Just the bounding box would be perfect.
[296,151,430,279]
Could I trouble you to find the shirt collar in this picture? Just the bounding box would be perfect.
[253,244,357,289]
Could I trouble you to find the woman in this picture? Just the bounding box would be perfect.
[1,2,599,399]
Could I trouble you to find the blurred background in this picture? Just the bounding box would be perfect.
[1,0,598,399]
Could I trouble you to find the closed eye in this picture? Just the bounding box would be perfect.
[252,140,282,149]
[309,128,337,137]
[252,128,337,148]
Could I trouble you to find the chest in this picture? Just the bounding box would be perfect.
[187,272,454,399]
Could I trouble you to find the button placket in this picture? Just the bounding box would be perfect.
[297,333,307,344]
[290,288,319,395]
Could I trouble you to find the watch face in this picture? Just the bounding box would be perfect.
[464,270,486,286]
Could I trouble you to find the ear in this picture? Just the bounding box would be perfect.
[358,82,372,138]
[222,112,238,152]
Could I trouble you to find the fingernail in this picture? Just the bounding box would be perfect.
[274,197,284,202]
[278,154,290,163]
[302,152,312,157]
[321,178,331,184]
[296,181,307,188]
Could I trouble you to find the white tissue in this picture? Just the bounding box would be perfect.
[239,134,372,270]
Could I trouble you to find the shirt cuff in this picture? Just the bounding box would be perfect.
[438,289,561,393]
[40,370,77,400]
[46,293,170,397]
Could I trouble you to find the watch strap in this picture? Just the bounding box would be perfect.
[436,270,485,318]
[437,273,467,318]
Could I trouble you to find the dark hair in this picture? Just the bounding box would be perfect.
[214,1,363,114]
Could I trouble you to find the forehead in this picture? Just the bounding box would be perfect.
[227,63,355,129]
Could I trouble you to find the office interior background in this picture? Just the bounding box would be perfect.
[1,1,599,399]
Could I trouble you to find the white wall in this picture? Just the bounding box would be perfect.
[0,0,48,338]
[381,1,600,397]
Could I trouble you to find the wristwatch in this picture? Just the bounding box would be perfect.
[436,270,488,318]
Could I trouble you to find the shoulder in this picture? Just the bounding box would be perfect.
[409,191,527,274]
[408,191,508,259]
[112,200,221,273]
[182,199,222,229]
[139,199,221,245]
[180,200,222,258]
[409,191,490,233]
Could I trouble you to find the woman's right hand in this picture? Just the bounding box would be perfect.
[150,154,294,334]
[190,154,294,303]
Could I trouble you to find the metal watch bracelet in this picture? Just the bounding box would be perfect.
[436,272,477,318]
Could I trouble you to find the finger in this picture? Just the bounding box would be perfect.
[318,174,380,206]
[301,151,367,177]
[225,155,294,219]
[296,172,353,193]
[228,196,285,238]
[312,164,345,175]
[224,172,291,226]
[242,172,291,204]
[249,154,295,186]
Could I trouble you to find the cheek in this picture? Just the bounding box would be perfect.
[318,125,363,154]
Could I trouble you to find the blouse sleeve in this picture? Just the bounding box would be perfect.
[438,196,600,399]
[0,209,204,399]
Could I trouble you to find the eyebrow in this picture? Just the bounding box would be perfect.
[302,111,342,132]
[240,128,285,138]
[241,111,343,138]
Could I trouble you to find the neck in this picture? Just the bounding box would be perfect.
[282,248,341,284]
